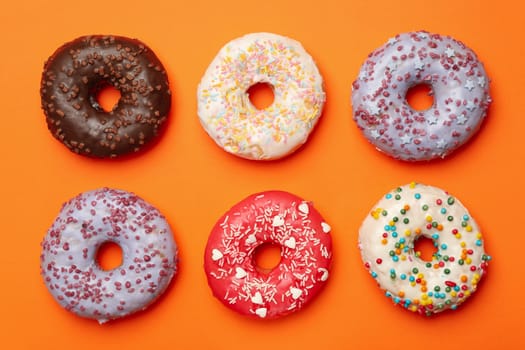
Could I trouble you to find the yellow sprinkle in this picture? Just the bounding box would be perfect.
[477,232,482,239]
[465,257,472,264]
[464,290,471,297]
[410,182,416,189]
[466,225,472,232]
[455,233,462,239]
[426,215,432,222]
[400,255,407,261]
[460,241,466,248]
[421,294,428,300]
[451,291,457,297]
[404,229,411,236]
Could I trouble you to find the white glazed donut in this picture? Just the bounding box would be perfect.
[358,182,490,316]
[40,188,178,323]
[197,32,325,160]
[352,31,491,161]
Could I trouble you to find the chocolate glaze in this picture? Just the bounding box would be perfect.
[40,35,171,158]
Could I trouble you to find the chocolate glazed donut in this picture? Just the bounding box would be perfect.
[40,35,171,158]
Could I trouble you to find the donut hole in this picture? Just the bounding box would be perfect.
[253,243,282,273]
[247,82,275,110]
[406,83,434,111]
[413,236,438,262]
[91,82,121,112]
[96,241,123,270]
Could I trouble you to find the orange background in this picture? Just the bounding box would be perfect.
[1,0,524,349]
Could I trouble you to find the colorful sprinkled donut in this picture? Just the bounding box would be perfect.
[197,33,325,160]
[204,191,332,318]
[352,31,491,161]
[358,182,490,316]
[41,35,171,158]
[40,188,178,323]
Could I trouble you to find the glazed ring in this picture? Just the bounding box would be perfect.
[352,31,491,161]
[204,191,332,318]
[40,188,178,323]
[40,35,171,158]
[358,182,491,316]
[197,32,325,160]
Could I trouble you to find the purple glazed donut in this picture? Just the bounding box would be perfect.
[40,188,178,323]
[352,31,491,161]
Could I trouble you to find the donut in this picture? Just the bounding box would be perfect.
[197,32,325,160]
[40,188,178,323]
[40,35,171,158]
[352,31,491,161]
[204,191,332,318]
[358,182,491,316]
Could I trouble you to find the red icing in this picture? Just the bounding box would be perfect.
[204,191,332,319]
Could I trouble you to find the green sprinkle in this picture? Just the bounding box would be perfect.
[447,197,455,205]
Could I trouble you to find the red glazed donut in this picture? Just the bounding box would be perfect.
[204,191,332,319]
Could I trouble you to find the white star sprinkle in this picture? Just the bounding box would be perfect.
[465,100,477,112]
[415,60,425,71]
[370,130,381,139]
[427,116,439,125]
[387,37,398,46]
[477,77,486,88]
[456,114,468,125]
[418,32,428,39]
[369,104,381,115]
[464,79,475,91]
[436,139,447,149]
[387,61,398,72]
[400,134,412,145]
[445,47,455,58]
[358,70,368,80]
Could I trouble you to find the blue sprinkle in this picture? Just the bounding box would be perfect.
[399,238,406,244]
[427,292,433,297]
[440,208,447,214]
[451,304,457,310]
[403,247,409,253]
[392,256,399,262]
[415,193,421,199]
[392,232,398,238]
[394,297,400,304]
[463,215,469,221]
[476,240,482,246]
[409,276,415,282]
[390,269,395,273]
[385,291,391,297]
[454,286,460,292]
[386,194,392,199]
[400,274,407,280]
[432,233,439,240]
[441,243,447,250]
[371,271,378,278]
[384,225,391,231]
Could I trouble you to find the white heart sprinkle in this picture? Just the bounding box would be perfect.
[321,222,331,233]
[211,249,223,261]
[255,307,267,318]
[251,292,264,305]
[245,234,257,245]
[284,237,296,249]
[318,268,329,282]
[272,215,284,227]
[235,267,247,279]
[290,287,303,300]
[298,202,309,214]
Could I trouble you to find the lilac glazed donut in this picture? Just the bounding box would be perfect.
[40,188,178,323]
[352,31,491,161]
